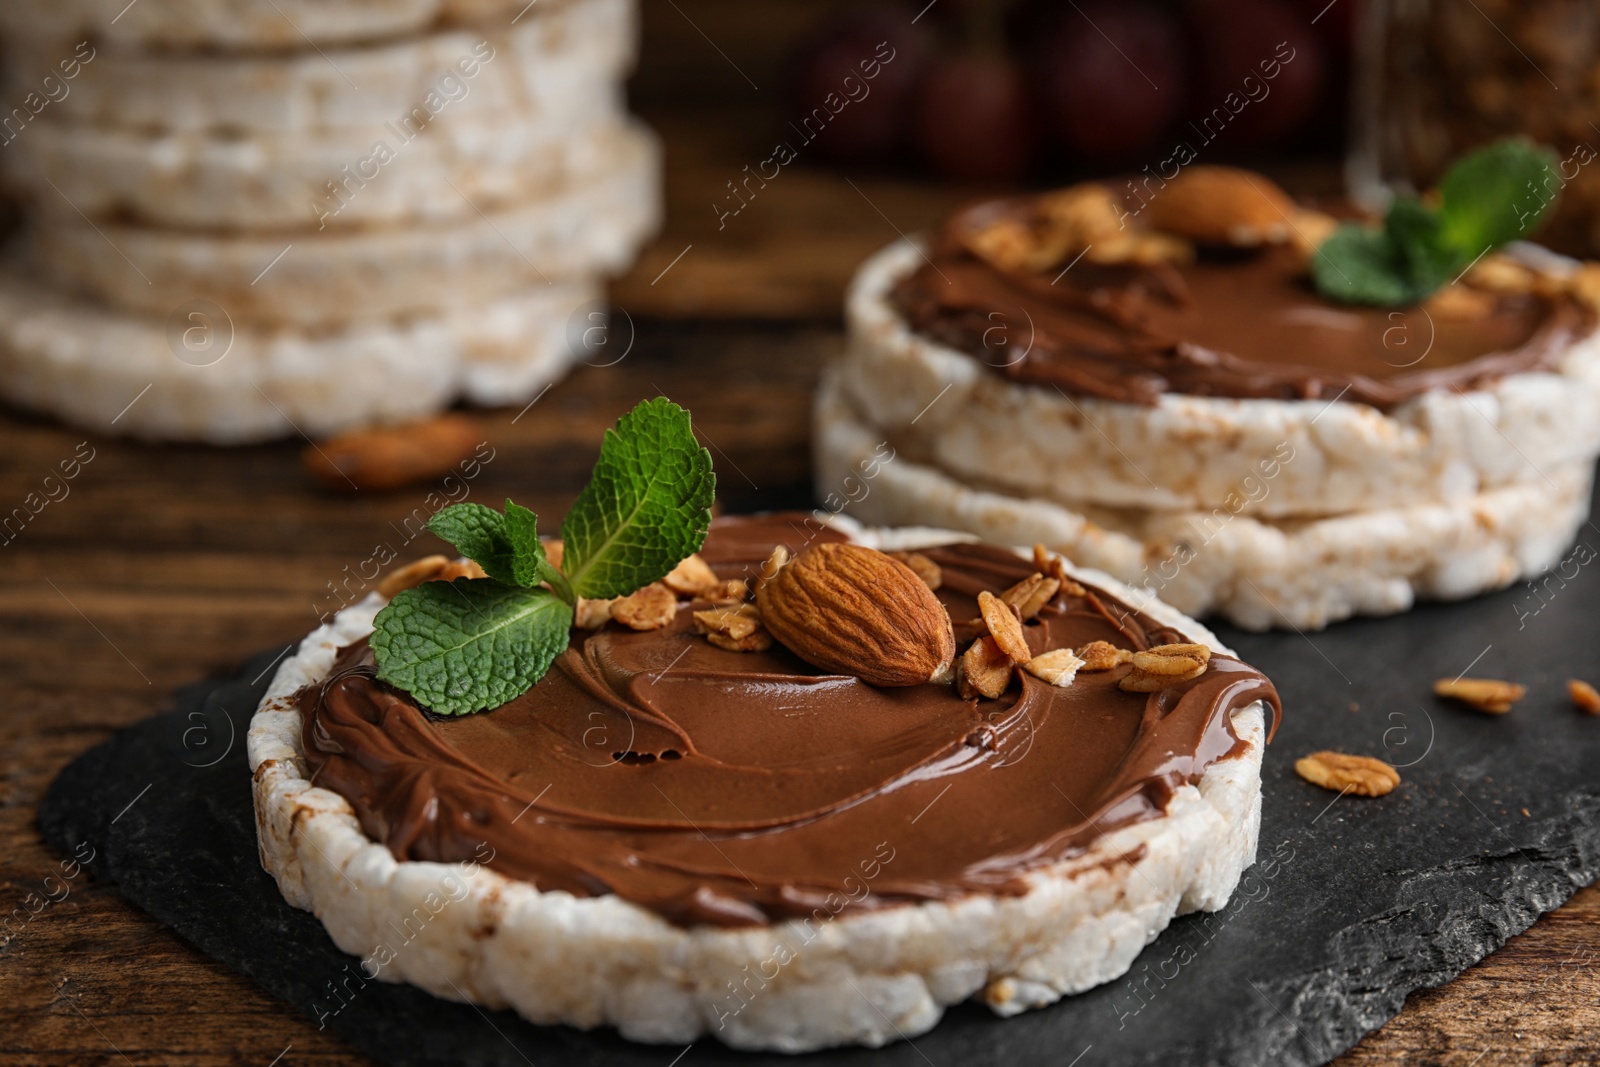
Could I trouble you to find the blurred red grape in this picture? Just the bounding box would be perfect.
[1029,1,1186,164]
[783,5,932,166]
[1186,0,1326,149]
[914,50,1036,183]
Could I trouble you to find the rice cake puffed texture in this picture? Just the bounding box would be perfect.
[0,272,598,444]
[26,123,659,329]
[817,370,1594,631]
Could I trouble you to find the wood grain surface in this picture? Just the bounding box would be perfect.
[0,322,1595,1066]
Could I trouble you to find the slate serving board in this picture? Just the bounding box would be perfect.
[38,538,1600,1067]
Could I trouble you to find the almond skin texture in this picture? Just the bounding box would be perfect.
[1147,166,1294,247]
[755,543,956,687]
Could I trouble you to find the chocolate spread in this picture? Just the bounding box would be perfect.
[891,196,1592,409]
[298,515,1281,928]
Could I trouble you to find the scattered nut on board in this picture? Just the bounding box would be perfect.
[303,414,482,491]
[1433,677,1526,714]
[1294,752,1400,797]
[1568,679,1600,715]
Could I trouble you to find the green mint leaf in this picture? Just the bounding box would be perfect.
[1313,224,1424,307]
[501,500,549,589]
[1385,197,1457,294]
[1437,138,1559,259]
[1314,137,1561,308]
[427,503,519,585]
[560,397,715,600]
[426,500,548,590]
[371,579,572,716]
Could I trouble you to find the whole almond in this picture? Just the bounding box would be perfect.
[1147,166,1294,247]
[304,414,482,491]
[755,543,955,687]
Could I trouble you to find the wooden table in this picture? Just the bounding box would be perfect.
[1,95,1595,1067]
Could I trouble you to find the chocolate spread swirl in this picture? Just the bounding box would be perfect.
[298,515,1281,928]
[891,196,1592,409]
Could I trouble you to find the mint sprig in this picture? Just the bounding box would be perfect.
[1314,139,1559,307]
[369,397,715,715]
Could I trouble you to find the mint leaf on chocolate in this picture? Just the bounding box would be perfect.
[369,397,716,716]
[372,580,572,716]
[1314,138,1560,308]
[560,397,715,600]
[427,502,524,587]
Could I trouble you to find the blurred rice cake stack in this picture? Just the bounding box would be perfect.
[0,0,658,442]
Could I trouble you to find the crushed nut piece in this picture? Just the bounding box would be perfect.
[1568,679,1600,715]
[662,553,720,597]
[1085,230,1194,267]
[694,603,772,652]
[1289,209,1339,259]
[889,550,943,591]
[543,539,564,572]
[574,597,615,629]
[1434,676,1525,714]
[1032,544,1087,597]
[1294,751,1400,797]
[1000,572,1061,620]
[377,555,450,599]
[977,591,1032,664]
[1569,264,1600,313]
[958,636,1013,700]
[1131,643,1210,675]
[699,578,750,603]
[1465,253,1538,295]
[1076,640,1133,671]
[610,583,678,631]
[1425,285,1495,320]
[755,545,790,591]
[962,217,1039,273]
[437,559,488,582]
[1025,648,1085,687]
[1120,643,1210,692]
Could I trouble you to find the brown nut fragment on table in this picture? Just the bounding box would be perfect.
[1294,752,1400,797]
[1146,166,1295,248]
[1120,643,1211,693]
[1434,676,1525,714]
[888,550,942,591]
[958,636,1014,700]
[977,591,1032,665]
[303,414,481,491]
[1076,640,1134,671]
[1000,572,1061,620]
[610,583,678,631]
[377,555,451,599]
[574,597,615,630]
[754,542,956,687]
[662,553,720,597]
[1568,679,1600,715]
[693,603,772,652]
[542,539,564,572]
[1024,648,1085,688]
